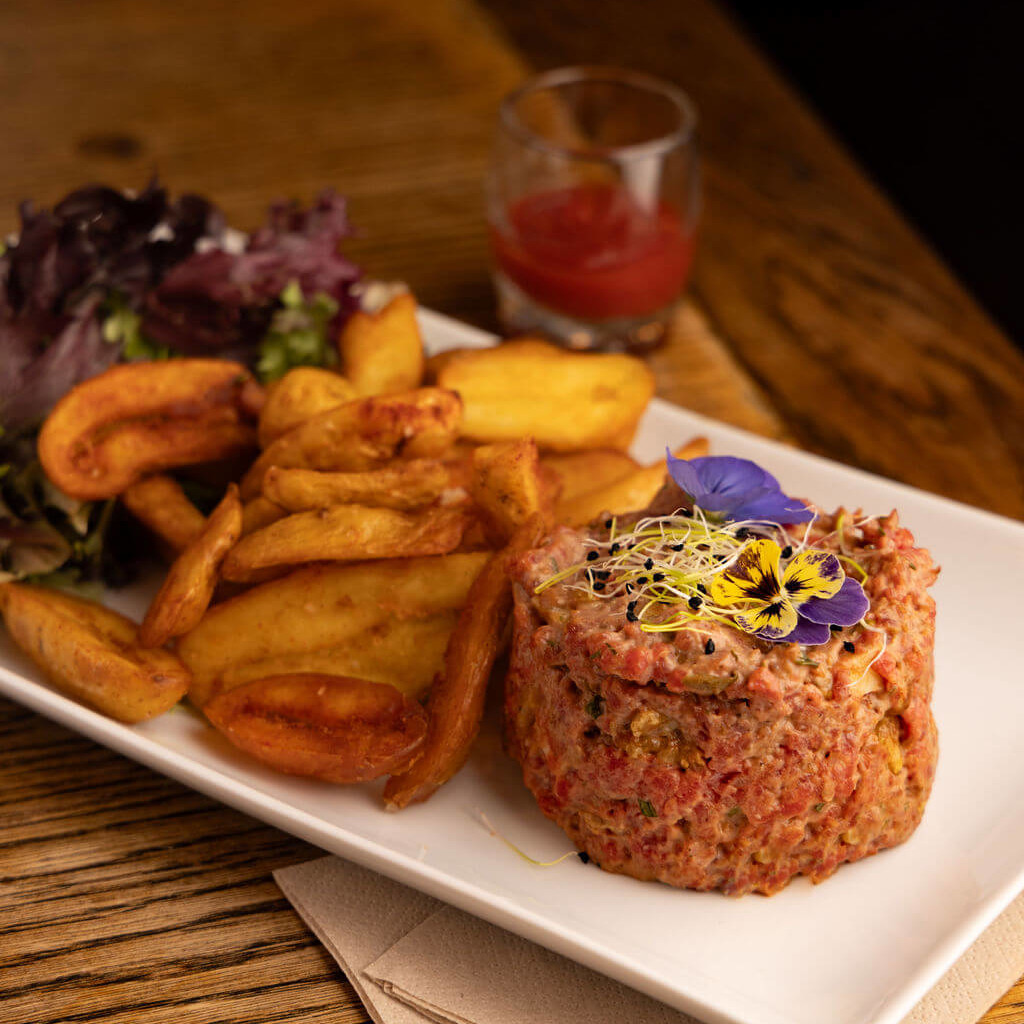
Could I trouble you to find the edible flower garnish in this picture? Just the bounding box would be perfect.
[536,454,871,648]
[666,453,813,524]
[709,539,868,643]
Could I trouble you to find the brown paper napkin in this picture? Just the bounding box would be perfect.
[274,856,1024,1024]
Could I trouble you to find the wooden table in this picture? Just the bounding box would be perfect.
[2,1,1022,1022]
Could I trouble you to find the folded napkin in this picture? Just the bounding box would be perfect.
[274,856,1024,1024]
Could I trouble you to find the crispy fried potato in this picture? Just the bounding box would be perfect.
[241,496,288,536]
[258,367,358,447]
[437,339,654,452]
[38,360,258,500]
[222,504,468,581]
[139,484,243,648]
[205,674,427,783]
[215,612,460,699]
[179,552,488,706]
[262,461,455,512]
[120,475,207,554]
[239,387,462,499]
[0,583,190,722]
[470,440,543,546]
[555,436,710,526]
[542,449,640,505]
[338,292,425,396]
[384,513,547,808]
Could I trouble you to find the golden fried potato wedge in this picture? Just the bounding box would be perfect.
[239,387,462,499]
[240,496,288,536]
[437,339,654,452]
[221,504,468,581]
[384,513,546,808]
[262,460,454,512]
[338,292,425,396]
[470,439,543,546]
[120,475,207,554]
[556,436,710,526]
[37,360,258,500]
[215,612,460,700]
[179,552,488,706]
[0,583,190,722]
[542,449,640,505]
[258,367,357,447]
[139,484,243,648]
[205,674,427,783]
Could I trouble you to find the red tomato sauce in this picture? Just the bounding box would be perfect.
[490,183,694,320]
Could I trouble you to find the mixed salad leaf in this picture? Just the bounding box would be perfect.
[0,180,362,586]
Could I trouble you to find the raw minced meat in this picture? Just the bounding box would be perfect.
[504,503,938,896]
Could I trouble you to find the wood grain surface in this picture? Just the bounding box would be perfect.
[0,1,1022,1023]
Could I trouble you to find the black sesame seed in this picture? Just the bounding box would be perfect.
[652,573,665,582]
[627,600,637,611]
[586,550,598,561]
[644,558,654,570]
[626,610,638,622]
[577,851,591,864]
[781,545,794,559]
[688,595,703,609]
[593,581,606,592]
[671,543,685,551]
[604,519,613,528]
[843,641,855,653]
[697,583,707,594]
[625,583,634,593]
[830,624,842,633]
[610,543,620,554]
[704,638,716,655]
[637,576,648,585]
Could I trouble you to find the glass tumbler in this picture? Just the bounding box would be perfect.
[486,66,700,352]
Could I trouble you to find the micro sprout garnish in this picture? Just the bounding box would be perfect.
[534,455,873,647]
[476,810,577,867]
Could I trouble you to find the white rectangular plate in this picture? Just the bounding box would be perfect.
[3,308,1024,1024]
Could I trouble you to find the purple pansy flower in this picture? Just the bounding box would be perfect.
[666,453,813,524]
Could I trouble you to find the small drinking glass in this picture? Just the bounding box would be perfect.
[486,66,700,352]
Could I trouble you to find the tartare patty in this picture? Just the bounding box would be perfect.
[505,502,938,895]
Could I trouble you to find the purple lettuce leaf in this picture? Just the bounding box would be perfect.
[141,188,360,354]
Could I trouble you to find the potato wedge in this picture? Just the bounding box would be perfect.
[37,360,258,500]
[215,612,460,699]
[262,461,454,512]
[556,436,710,526]
[0,583,190,722]
[542,449,640,506]
[139,484,243,648]
[338,292,425,396]
[437,339,654,452]
[239,387,462,499]
[470,439,543,546]
[120,474,207,554]
[241,496,288,536]
[384,512,547,808]
[205,674,427,783]
[221,504,468,581]
[258,367,357,447]
[179,552,488,706]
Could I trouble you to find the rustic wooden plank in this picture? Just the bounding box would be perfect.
[479,0,1024,520]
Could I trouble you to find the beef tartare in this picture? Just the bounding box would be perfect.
[505,461,938,896]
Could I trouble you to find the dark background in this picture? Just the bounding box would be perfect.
[726,0,1021,348]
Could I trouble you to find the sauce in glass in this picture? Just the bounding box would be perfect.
[491,182,695,321]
